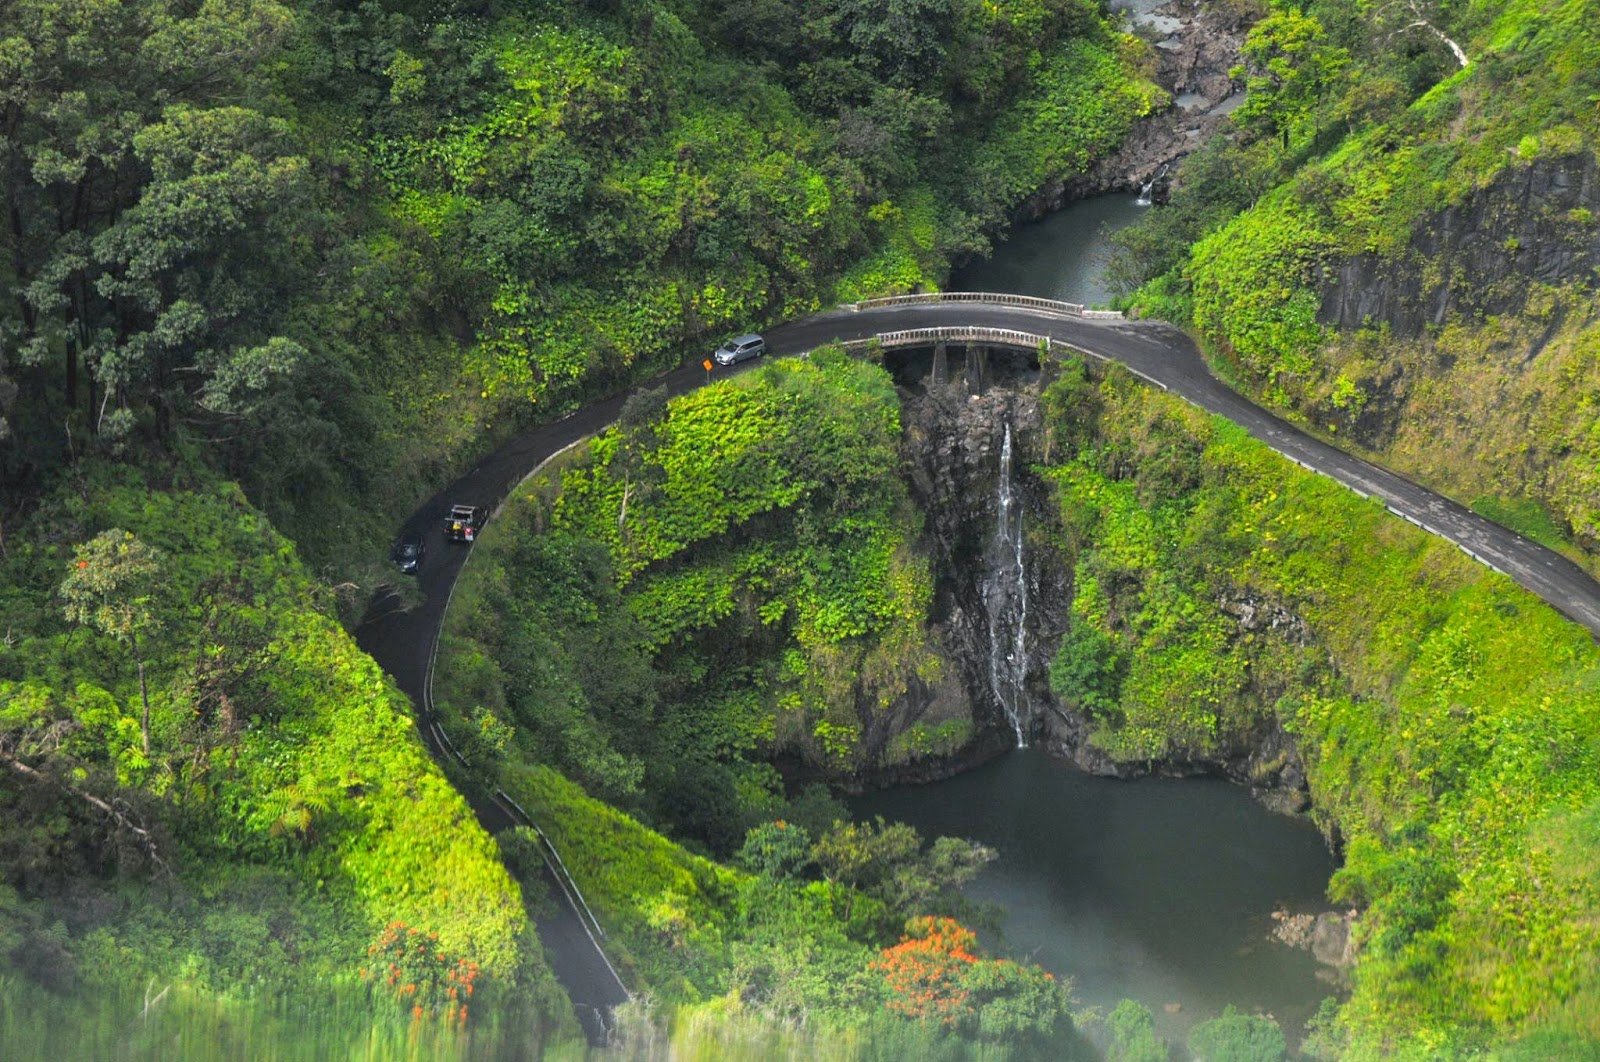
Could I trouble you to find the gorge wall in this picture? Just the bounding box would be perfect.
[899,355,1064,752]
[892,352,1314,814]
[1277,152,1600,560]
[1318,152,1600,342]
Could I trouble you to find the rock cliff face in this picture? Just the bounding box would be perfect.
[1318,153,1600,339]
[892,354,1312,815]
[1289,152,1600,559]
[1036,616,1313,816]
[899,353,1068,748]
[1018,0,1249,216]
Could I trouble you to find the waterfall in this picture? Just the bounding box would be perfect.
[984,421,1030,747]
[1135,162,1170,207]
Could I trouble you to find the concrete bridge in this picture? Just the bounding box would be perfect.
[358,292,1600,1044]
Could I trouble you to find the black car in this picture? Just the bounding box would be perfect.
[392,532,426,573]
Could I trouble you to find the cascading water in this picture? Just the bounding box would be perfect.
[983,421,1030,747]
[1135,162,1170,207]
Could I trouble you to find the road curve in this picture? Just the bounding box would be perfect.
[356,300,1600,1040]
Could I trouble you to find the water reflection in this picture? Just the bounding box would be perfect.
[951,195,1147,307]
[851,744,1337,1044]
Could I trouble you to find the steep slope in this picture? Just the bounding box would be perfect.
[1036,357,1600,1055]
[0,466,573,1053]
[1125,0,1600,572]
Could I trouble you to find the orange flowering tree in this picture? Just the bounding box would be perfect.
[363,921,481,1026]
[875,916,981,1027]
[873,916,1073,1047]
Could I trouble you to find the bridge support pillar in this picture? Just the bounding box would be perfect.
[965,344,986,395]
[931,342,948,386]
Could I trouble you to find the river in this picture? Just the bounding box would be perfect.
[854,196,1340,1050]
[950,194,1148,307]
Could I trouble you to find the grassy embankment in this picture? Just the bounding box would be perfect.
[435,352,944,819]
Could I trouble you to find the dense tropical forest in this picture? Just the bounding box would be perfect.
[0,0,1160,1054]
[3,0,1600,1056]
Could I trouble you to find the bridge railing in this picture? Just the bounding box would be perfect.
[835,326,1052,353]
[846,291,1124,320]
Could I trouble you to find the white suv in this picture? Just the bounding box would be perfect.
[713,333,767,366]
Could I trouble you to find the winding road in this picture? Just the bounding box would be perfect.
[355,298,1600,1043]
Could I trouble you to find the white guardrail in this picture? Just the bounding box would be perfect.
[424,439,632,1003]
[838,326,1053,354]
[847,291,1124,320]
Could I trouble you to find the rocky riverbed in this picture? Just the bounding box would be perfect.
[1021,0,1250,214]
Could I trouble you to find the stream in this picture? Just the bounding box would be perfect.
[854,196,1340,1048]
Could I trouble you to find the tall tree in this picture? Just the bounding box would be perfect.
[828,0,957,89]
[1231,10,1350,152]
[1,0,301,447]
[92,103,308,440]
[614,385,668,539]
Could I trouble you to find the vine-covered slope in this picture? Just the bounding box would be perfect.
[438,352,950,847]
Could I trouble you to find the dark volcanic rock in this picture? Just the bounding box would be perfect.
[1272,907,1358,973]
[899,359,1066,747]
[1318,153,1600,337]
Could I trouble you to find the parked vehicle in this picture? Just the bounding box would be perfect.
[713,333,766,366]
[391,532,426,573]
[445,504,487,542]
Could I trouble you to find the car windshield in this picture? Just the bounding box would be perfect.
[398,542,419,557]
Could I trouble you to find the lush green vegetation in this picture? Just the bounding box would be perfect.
[16,0,1600,1052]
[496,758,1076,1056]
[3,0,1160,580]
[1040,356,1600,1055]
[432,353,1105,1052]
[0,974,557,1062]
[438,351,956,851]
[0,0,1160,1047]
[1096,3,1600,1039]
[1111,0,1600,568]
[0,464,576,1052]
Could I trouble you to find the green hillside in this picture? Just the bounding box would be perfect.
[1118,0,1600,572]
[7,0,1600,1054]
[1043,357,1600,1055]
[0,0,1155,1051]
